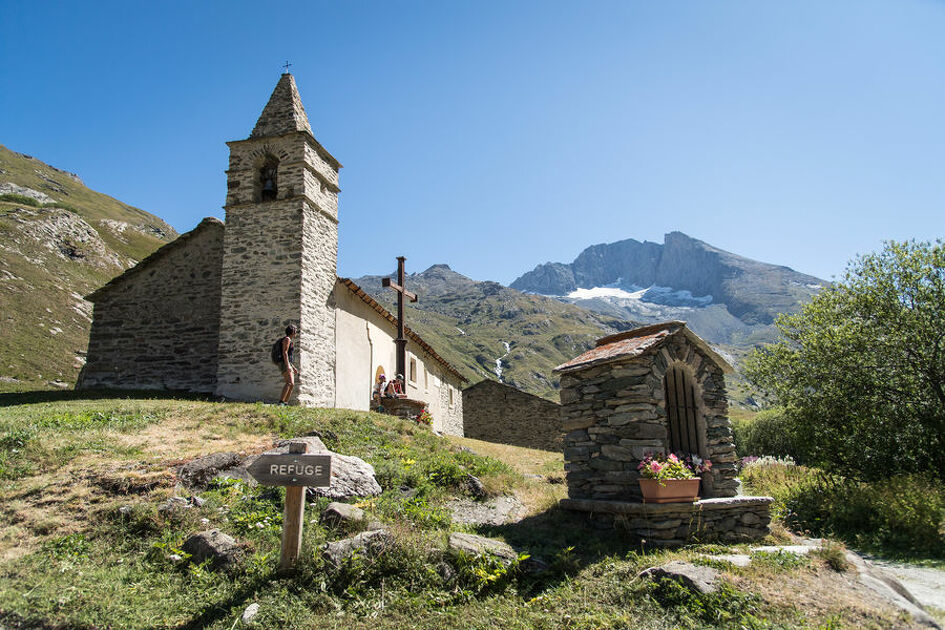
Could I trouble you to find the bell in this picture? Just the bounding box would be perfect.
[262,177,275,193]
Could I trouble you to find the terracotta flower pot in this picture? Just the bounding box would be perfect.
[638,477,701,504]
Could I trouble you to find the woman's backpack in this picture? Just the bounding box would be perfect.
[270,337,285,364]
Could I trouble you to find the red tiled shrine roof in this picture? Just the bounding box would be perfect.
[554,320,733,374]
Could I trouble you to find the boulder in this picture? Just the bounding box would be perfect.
[448,532,517,565]
[240,603,260,625]
[265,437,382,499]
[178,452,243,489]
[181,529,243,570]
[320,502,365,527]
[462,474,487,499]
[638,561,720,596]
[322,529,394,566]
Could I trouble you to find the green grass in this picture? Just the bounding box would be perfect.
[0,397,916,629]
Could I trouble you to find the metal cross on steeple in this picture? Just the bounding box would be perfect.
[382,256,418,384]
[282,61,292,74]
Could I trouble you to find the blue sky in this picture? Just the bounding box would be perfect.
[1,1,943,284]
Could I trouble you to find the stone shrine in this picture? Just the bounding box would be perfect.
[554,321,773,544]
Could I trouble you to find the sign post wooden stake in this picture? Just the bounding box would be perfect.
[280,441,308,570]
[245,439,332,571]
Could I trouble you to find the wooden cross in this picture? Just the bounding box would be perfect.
[382,256,418,383]
[282,61,292,74]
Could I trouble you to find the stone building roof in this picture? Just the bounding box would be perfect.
[553,321,734,374]
[336,277,468,383]
[85,217,224,302]
[250,73,313,139]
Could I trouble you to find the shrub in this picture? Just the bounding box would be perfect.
[0,193,41,207]
[732,408,802,461]
[745,463,945,557]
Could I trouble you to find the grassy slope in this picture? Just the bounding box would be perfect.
[0,395,926,629]
[0,145,175,392]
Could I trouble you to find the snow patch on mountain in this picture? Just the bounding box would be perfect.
[565,279,712,308]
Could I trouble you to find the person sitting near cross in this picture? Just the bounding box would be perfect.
[389,374,406,398]
[373,373,387,403]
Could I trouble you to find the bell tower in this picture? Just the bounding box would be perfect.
[215,72,341,405]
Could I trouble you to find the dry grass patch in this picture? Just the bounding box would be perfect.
[734,560,924,629]
[446,436,566,515]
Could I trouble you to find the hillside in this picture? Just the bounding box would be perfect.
[511,232,827,349]
[352,264,633,400]
[0,396,935,629]
[0,145,176,392]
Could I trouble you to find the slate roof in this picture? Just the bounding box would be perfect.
[553,321,734,374]
[250,73,313,139]
[85,217,223,302]
[336,277,468,383]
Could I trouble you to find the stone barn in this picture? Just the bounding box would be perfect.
[462,380,562,451]
[554,321,772,545]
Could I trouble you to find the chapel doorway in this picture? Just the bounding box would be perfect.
[663,364,705,456]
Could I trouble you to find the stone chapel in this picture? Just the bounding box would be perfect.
[77,73,466,435]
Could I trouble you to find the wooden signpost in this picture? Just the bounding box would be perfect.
[247,441,332,570]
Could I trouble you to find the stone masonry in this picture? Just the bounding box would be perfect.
[555,322,740,502]
[78,218,223,392]
[559,496,772,546]
[462,379,562,451]
[215,73,341,405]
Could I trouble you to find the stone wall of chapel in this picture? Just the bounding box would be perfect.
[216,131,339,404]
[77,222,223,392]
[333,286,464,435]
[463,380,562,452]
[297,201,338,407]
[560,334,738,502]
[215,198,304,402]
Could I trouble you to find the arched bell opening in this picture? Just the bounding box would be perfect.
[663,363,707,458]
[255,155,279,202]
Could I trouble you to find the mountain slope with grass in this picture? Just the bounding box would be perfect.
[0,394,936,629]
[352,264,634,400]
[0,145,176,392]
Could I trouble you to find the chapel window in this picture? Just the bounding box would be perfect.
[663,364,705,456]
[409,358,417,383]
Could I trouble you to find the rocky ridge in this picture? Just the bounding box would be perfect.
[511,232,827,349]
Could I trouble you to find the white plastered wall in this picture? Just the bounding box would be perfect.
[333,284,464,435]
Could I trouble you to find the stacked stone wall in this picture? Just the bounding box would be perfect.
[560,333,738,502]
[78,220,223,392]
[215,198,304,402]
[462,380,562,451]
[561,496,772,546]
[297,202,337,407]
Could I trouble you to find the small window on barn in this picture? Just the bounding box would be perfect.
[663,364,705,456]
[449,386,454,407]
[409,357,417,383]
